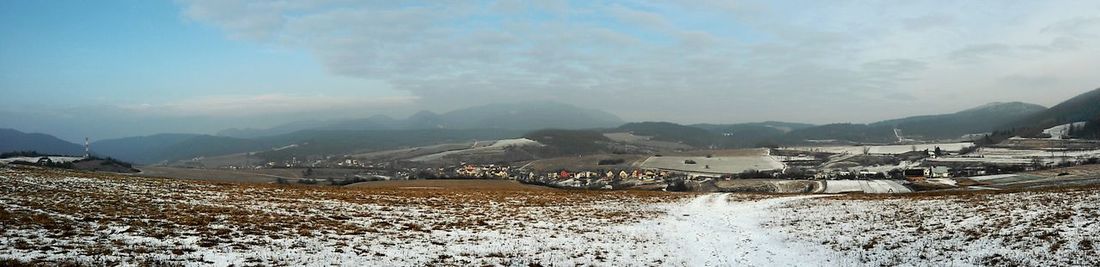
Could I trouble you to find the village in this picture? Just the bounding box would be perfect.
[169,123,1100,194]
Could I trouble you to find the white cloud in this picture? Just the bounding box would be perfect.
[176,0,1100,124]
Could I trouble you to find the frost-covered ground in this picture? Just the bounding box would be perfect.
[0,156,84,164]
[769,189,1100,266]
[3,166,1099,266]
[822,180,912,194]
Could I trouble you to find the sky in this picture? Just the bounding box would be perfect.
[2,0,1100,141]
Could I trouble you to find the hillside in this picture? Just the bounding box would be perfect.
[781,123,898,144]
[692,122,815,147]
[0,129,83,156]
[523,129,614,156]
[778,102,1046,144]
[872,102,1046,139]
[616,122,719,148]
[92,134,264,165]
[1003,88,1100,138]
[252,129,526,162]
[691,121,815,134]
[218,102,623,138]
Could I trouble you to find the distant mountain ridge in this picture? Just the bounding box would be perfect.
[617,122,722,148]
[871,101,1047,140]
[217,102,624,138]
[0,128,84,156]
[1005,88,1100,129]
[91,134,264,165]
[691,121,815,134]
[603,102,1048,146]
[776,101,1046,144]
[1000,88,1100,138]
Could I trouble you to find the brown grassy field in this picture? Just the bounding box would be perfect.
[0,165,689,266]
[345,179,553,191]
[136,166,306,183]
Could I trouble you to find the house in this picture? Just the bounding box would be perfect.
[35,157,53,165]
[930,166,952,178]
[903,169,927,180]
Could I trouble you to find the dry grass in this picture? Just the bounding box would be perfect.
[345,179,553,191]
[136,166,305,183]
[0,165,689,266]
[1029,163,1100,177]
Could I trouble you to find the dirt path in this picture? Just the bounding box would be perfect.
[645,194,835,266]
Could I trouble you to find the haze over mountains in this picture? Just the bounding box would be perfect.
[3,88,1100,165]
[218,102,624,138]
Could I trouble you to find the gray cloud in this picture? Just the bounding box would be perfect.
[948,44,1013,63]
[1041,16,1100,37]
[999,74,1061,89]
[902,14,955,31]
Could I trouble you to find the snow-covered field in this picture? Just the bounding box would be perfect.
[1044,122,1088,139]
[408,138,542,162]
[640,155,785,175]
[3,166,1099,266]
[931,147,1100,165]
[771,189,1100,266]
[792,143,974,155]
[0,156,84,164]
[823,180,912,194]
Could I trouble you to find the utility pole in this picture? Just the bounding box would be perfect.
[84,137,90,158]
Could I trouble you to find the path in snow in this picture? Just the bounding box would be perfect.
[643,194,837,266]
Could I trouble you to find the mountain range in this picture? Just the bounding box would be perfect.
[3,88,1099,165]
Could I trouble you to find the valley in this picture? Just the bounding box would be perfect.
[5,3,1100,265]
[3,166,1098,266]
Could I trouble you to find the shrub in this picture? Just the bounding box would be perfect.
[597,158,625,165]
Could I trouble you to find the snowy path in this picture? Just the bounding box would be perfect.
[643,194,836,266]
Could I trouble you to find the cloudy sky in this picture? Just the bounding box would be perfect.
[2,0,1099,140]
